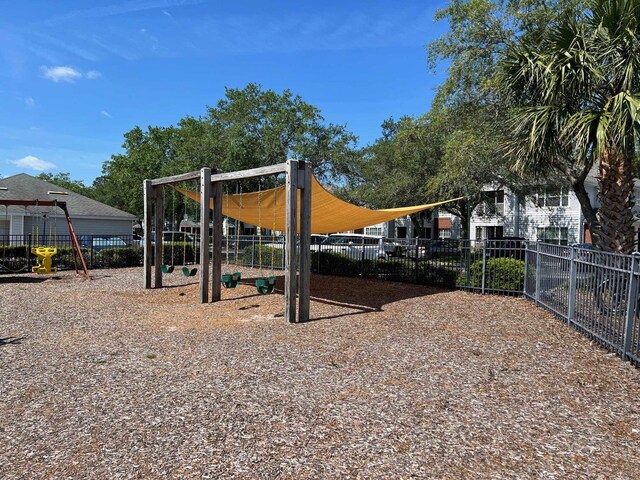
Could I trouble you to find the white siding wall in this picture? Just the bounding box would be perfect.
[23,216,134,237]
[469,187,586,243]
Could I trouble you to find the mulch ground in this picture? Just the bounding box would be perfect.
[1,266,639,479]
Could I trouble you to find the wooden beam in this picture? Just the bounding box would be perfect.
[150,163,288,187]
[143,180,153,289]
[199,168,212,303]
[153,186,164,288]
[150,171,203,186]
[298,161,312,323]
[0,199,67,208]
[211,177,223,302]
[209,163,287,183]
[285,160,299,323]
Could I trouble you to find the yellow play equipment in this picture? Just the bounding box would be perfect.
[31,247,58,274]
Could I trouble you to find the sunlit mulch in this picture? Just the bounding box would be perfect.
[1,267,639,479]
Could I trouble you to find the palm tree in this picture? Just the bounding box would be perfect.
[501,0,640,253]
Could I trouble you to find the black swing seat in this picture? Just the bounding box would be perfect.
[222,272,242,288]
[182,266,198,277]
[161,264,175,274]
[255,276,277,295]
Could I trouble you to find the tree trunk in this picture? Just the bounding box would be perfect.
[597,146,636,253]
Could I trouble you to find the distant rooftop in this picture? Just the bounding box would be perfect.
[0,173,136,219]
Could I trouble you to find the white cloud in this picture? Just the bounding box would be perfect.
[162,10,172,18]
[40,65,101,82]
[25,97,35,107]
[10,155,56,171]
[100,110,112,118]
[41,65,82,82]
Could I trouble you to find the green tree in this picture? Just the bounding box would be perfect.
[37,172,93,197]
[500,0,640,252]
[97,84,358,217]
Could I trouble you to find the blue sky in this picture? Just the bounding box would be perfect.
[1,0,449,183]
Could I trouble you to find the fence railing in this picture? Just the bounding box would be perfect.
[525,242,640,365]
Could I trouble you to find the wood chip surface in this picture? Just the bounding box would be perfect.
[1,267,639,479]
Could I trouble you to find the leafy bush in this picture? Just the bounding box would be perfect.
[468,257,525,291]
[241,245,283,268]
[96,247,144,268]
[54,246,92,269]
[313,251,363,276]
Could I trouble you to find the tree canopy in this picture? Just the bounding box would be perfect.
[94,84,358,217]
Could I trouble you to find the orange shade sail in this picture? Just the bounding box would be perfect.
[177,174,461,234]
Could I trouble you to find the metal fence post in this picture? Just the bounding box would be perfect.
[567,245,577,325]
[27,233,32,271]
[523,243,529,296]
[481,240,487,294]
[90,234,94,269]
[535,241,542,306]
[622,252,640,360]
[414,238,419,284]
[251,235,255,267]
[361,237,365,277]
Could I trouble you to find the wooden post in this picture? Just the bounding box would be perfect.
[298,161,312,323]
[199,168,211,303]
[153,186,164,288]
[143,179,153,289]
[211,175,223,302]
[285,160,299,323]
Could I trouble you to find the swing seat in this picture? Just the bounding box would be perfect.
[255,276,277,295]
[182,266,198,277]
[221,272,241,288]
[31,247,58,274]
[161,264,175,274]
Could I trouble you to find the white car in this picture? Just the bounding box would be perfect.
[319,234,397,260]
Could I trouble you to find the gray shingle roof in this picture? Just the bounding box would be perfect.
[0,173,137,219]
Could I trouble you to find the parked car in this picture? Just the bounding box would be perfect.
[406,239,461,260]
[486,237,527,260]
[79,235,128,252]
[320,234,398,260]
[138,231,196,246]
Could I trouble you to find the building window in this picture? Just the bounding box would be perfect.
[439,228,451,239]
[534,187,569,207]
[537,227,569,245]
[365,227,382,236]
[477,190,505,216]
[476,226,503,241]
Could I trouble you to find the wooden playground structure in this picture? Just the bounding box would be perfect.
[143,160,312,323]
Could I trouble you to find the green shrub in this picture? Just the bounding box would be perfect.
[313,251,363,276]
[54,246,92,269]
[468,257,525,291]
[96,247,144,268]
[241,245,283,268]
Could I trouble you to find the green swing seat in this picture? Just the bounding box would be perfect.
[255,276,277,295]
[222,272,242,288]
[182,266,198,277]
[161,264,174,274]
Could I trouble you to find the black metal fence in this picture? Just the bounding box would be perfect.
[220,236,526,295]
[525,242,640,366]
[0,234,142,273]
